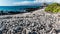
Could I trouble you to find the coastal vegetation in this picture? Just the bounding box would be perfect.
[45,3,60,13]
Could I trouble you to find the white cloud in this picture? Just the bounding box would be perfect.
[34,0,54,2]
[13,0,41,6]
[13,0,60,6]
[35,0,60,3]
[13,1,34,5]
[54,0,60,3]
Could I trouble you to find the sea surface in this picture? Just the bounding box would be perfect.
[0,6,39,12]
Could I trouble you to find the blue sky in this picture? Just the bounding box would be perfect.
[0,0,60,6]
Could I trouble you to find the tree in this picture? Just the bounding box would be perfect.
[45,3,60,13]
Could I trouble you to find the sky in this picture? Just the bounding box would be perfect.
[0,0,60,6]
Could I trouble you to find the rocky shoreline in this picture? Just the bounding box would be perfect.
[0,8,60,34]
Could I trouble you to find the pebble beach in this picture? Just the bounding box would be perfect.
[0,8,60,34]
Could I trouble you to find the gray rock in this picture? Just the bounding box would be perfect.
[0,9,58,34]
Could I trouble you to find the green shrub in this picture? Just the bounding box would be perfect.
[45,3,60,13]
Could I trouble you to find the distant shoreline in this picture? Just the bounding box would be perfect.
[0,6,44,15]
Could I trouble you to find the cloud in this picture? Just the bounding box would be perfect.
[54,0,60,3]
[35,0,60,3]
[13,1,34,6]
[34,0,54,2]
[13,0,60,6]
[13,0,41,6]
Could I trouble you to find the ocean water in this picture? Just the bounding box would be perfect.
[0,6,38,12]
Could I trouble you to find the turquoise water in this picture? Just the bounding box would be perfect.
[0,6,38,12]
